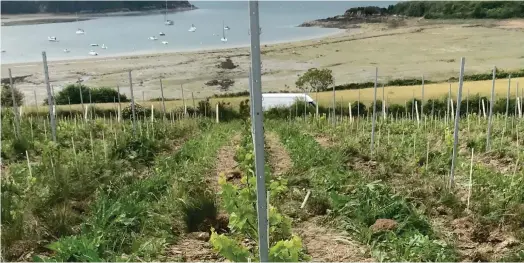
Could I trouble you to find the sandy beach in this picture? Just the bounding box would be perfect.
[2,18,524,105]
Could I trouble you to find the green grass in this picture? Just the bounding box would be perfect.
[2,103,523,262]
[269,119,458,261]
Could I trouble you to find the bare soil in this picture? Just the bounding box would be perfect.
[370,218,398,232]
[432,215,519,261]
[167,133,241,261]
[167,236,222,262]
[212,133,241,189]
[295,217,373,262]
[265,132,293,176]
[313,134,334,148]
[264,132,372,261]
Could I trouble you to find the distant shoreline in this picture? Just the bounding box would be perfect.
[1,29,346,65]
[1,7,195,26]
[2,17,523,107]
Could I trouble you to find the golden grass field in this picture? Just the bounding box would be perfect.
[20,77,523,113]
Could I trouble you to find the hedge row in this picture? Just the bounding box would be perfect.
[14,95,522,122]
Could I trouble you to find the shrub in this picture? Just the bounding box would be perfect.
[53,84,129,105]
[121,103,147,120]
[217,58,237,70]
[216,101,240,121]
[205,79,235,91]
[1,84,24,106]
[239,99,250,119]
[197,99,212,116]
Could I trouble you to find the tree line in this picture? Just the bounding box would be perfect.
[1,1,192,14]
[344,1,524,19]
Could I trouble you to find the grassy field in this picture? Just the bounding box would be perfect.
[2,106,523,261]
[18,77,524,113]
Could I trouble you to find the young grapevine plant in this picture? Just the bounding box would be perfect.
[210,130,308,262]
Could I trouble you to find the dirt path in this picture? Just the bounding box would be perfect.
[167,134,241,262]
[265,131,372,261]
[295,218,373,262]
[166,237,221,262]
[432,215,519,261]
[265,132,293,176]
[214,133,242,186]
[312,133,334,148]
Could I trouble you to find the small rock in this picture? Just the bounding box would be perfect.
[215,213,229,230]
[226,169,242,181]
[370,219,398,232]
[436,205,451,215]
[188,232,210,241]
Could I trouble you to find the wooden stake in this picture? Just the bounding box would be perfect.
[421,74,424,119]
[8,69,21,138]
[300,190,311,209]
[370,67,378,155]
[216,103,219,123]
[449,57,465,188]
[42,52,57,142]
[467,148,474,211]
[181,84,187,116]
[505,74,511,131]
[128,70,137,135]
[348,102,353,123]
[481,99,487,118]
[25,151,33,178]
[415,100,420,126]
[151,104,154,122]
[486,66,496,151]
[34,90,39,113]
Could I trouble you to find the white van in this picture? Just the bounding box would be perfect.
[261,93,316,111]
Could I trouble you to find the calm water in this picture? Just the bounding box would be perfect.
[1,1,391,64]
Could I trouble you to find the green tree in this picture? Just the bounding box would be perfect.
[1,84,24,106]
[53,84,128,105]
[295,68,334,92]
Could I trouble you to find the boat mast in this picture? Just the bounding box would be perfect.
[164,0,167,22]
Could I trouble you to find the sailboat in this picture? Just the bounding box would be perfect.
[164,0,174,25]
[188,24,196,32]
[75,13,85,34]
[101,44,108,49]
[221,22,227,42]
